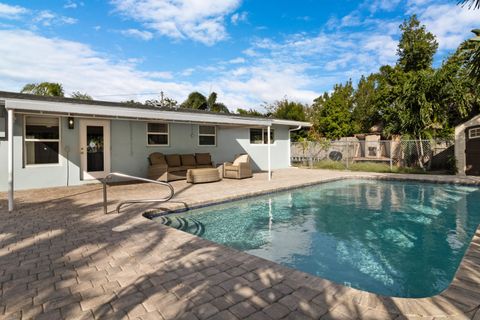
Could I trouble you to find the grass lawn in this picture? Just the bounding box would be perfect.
[297,160,446,174]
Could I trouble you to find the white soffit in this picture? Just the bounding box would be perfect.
[5,99,270,126]
[4,98,312,128]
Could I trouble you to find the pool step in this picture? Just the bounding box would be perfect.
[157,216,205,236]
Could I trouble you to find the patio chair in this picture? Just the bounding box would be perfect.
[223,154,253,179]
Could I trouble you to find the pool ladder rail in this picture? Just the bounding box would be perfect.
[102,172,175,214]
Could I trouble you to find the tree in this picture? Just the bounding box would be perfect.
[121,100,143,105]
[267,98,307,122]
[460,0,480,9]
[236,108,265,117]
[266,98,308,141]
[180,91,229,113]
[310,81,355,139]
[463,30,480,84]
[21,82,64,97]
[351,74,382,133]
[205,92,229,113]
[70,91,92,100]
[397,15,438,72]
[181,92,208,110]
[145,96,178,108]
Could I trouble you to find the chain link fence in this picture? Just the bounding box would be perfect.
[291,139,455,172]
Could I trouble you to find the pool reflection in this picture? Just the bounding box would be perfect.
[156,179,480,298]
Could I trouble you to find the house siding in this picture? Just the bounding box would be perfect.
[0,115,291,191]
[455,114,480,175]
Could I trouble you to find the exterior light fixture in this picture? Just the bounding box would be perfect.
[68,117,74,129]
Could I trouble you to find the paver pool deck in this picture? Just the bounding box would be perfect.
[1,168,480,320]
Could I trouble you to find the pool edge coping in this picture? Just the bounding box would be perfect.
[143,173,480,317]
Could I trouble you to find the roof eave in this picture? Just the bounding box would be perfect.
[271,119,312,127]
[5,98,273,126]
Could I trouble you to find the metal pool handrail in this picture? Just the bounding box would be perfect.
[102,172,175,214]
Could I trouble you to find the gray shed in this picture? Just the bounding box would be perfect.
[455,114,480,175]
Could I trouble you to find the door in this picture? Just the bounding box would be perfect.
[80,120,111,180]
[466,126,480,176]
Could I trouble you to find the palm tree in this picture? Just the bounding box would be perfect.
[181,91,208,110]
[71,91,93,100]
[206,92,230,113]
[460,0,480,9]
[181,91,230,113]
[21,82,64,97]
[467,30,480,83]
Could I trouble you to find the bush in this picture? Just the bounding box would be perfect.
[307,160,428,174]
[313,160,346,170]
[348,162,393,173]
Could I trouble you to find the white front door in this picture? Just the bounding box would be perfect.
[79,119,111,180]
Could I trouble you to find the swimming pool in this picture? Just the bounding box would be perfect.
[150,179,480,298]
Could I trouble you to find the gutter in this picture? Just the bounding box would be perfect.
[288,125,303,167]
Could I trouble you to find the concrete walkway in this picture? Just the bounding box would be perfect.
[0,169,479,319]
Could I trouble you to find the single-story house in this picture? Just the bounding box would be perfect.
[455,114,480,176]
[0,91,311,211]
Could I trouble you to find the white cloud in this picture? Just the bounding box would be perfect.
[231,11,247,25]
[228,57,245,64]
[209,59,320,108]
[0,3,28,19]
[0,28,324,110]
[0,29,191,102]
[368,0,402,13]
[64,1,84,9]
[120,28,153,41]
[0,3,77,27]
[110,0,241,45]
[33,10,78,26]
[180,68,195,77]
[416,3,479,51]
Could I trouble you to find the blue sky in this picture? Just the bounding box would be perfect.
[0,0,478,111]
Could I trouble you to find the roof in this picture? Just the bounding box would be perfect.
[0,91,311,127]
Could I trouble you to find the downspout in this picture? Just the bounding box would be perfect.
[267,125,271,181]
[7,108,14,212]
[288,125,302,167]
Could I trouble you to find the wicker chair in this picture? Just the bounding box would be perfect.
[223,154,253,179]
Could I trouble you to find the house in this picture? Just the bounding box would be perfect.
[0,91,311,211]
[455,114,480,176]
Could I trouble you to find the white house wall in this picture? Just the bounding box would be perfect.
[0,115,291,191]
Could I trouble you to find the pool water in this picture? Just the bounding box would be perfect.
[151,179,480,298]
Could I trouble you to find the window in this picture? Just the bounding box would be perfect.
[250,128,274,144]
[147,123,169,146]
[198,125,216,146]
[24,116,60,165]
[469,127,480,139]
[0,105,6,140]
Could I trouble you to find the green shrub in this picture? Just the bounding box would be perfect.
[310,160,428,174]
[313,160,346,170]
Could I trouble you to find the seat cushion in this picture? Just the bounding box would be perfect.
[224,165,239,171]
[149,152,167,166]
[196,164,213,169]
[195,153,212,165]
[168,166,189,173]
[233,154,249,165]
[165,154,181,167]
[181,154,196,166]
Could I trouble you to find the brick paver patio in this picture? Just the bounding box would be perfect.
[0,168,480,319]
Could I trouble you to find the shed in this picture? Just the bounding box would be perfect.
[455,114,480,175]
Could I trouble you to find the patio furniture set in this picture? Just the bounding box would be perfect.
[147,152,253,183]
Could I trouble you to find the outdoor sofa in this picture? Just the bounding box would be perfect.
[148,152,214,182]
